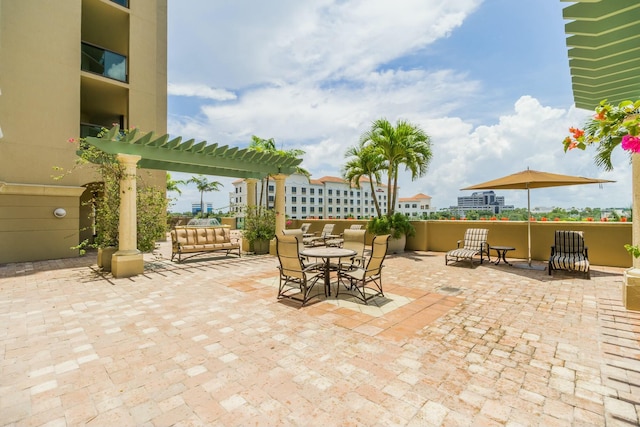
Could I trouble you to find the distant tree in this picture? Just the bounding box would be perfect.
[248,135,307,209]
[188,175,222,217]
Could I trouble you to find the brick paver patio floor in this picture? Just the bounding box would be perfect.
[1,242,639,426]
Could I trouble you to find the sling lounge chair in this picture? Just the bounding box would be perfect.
[445,228,490,268]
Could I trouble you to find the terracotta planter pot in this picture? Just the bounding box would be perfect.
[252,240,270,255]
[97,246,117,272]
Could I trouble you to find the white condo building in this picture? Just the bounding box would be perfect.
[397,193,434,218]
[230,173,392,219]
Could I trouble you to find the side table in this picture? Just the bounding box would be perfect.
[492,246,515,266]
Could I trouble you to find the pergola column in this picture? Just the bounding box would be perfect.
[246,178,257,208]
[273,174,287,236]
[624,154,640,310]
[111,153,144,278]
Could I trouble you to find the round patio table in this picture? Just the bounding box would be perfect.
[492,246,515,266]
[300,247,356,296]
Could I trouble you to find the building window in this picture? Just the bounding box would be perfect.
[268,185,274,192]
[268,195,274,202]
[357,208,361,213]
[337,207,341,213]
[310,197,315,203]
[81,42,128,82]
[301,188,306,194]
[336,199,340,204]
[311,207,315,213]
[328,198,333,204]
[292,196,297,203]
[319,189,323,195]
[328,207,333,213]
[344,199,348,204]
[319,198,323,204]
[302,207,307,213]
[292,206,297,213]
[302,197,306,203]
[412,204,417,208]
[319,207,323,213]
[343,190,348,196]
[328,189,333,195]
[291,186,297,193]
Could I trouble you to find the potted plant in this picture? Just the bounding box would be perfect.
[243,205,276,254]
[565,99,640,309]
[366,212,415,254]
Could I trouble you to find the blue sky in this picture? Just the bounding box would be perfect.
[166,0,631,213]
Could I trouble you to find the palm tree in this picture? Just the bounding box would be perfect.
[248,135,309,209]
[166,173,185,195]
[359,118,432,217]
[248,136,276,208]
[188,175,222,217]
[342,144,385,218]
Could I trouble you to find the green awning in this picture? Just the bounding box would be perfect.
[563,0,640,110]
[85,126,302,179]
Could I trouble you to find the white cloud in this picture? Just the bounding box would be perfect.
[167,83,236,101]
[166,1,632,213]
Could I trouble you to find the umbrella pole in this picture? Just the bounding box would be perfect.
[527,187,531,267]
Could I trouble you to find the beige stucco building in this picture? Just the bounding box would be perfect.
[0,0,167,264]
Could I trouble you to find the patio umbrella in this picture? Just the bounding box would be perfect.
[461,168,614,268]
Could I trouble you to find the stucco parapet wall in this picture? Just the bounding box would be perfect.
[0,181,85,197]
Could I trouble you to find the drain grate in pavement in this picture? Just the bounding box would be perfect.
[439,286,462,293]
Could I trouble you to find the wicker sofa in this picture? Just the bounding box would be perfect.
[170,226,241,262]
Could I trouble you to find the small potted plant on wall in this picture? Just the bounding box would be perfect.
[242,205,276,254]
[366,212,415,254]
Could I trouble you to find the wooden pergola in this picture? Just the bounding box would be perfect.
[85,125,302,277]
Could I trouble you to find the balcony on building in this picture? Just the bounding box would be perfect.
[81,42,128,83]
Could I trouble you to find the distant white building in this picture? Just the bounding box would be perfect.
[191,202,213,215]
[397,193,434,218]
[451,191,514,216]
[230,173,392,219]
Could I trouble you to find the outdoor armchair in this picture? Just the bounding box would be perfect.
[303,223,336,246]
[276,235,323,306]
[300,222,312,236]
[337,234,390,304]
[326,224,364,247]
[282,229,322,270]
[338,229,367,269]
[445,228,490,268]
[548,230,590,279]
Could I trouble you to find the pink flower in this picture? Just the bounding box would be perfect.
[67,138,77,143]
[621,135,640,153]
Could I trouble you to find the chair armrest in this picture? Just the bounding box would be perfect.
[456,239,463,248]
